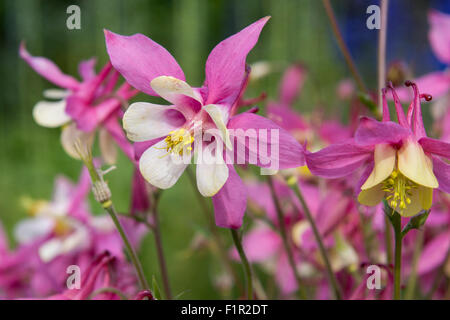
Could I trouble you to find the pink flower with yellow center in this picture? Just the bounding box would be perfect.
[104,17,305,228]
[307,81,450,217]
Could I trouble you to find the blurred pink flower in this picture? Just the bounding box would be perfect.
[307,82,450,217]
[19,43,137,163]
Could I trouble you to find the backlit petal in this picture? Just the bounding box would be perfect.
[398,139,438,188]
[204,104,232,150]
[357,184,385,207]
[361,144,396,190]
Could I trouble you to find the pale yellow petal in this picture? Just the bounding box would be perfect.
[150,76,202,105]
[361,143,396,190]
[203,104,233,150]
[357,183,385,206]
[60,123,94,159]
[398,139,438,188]
[99,128,117,165]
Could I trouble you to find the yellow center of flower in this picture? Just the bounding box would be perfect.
[383,169,417,211]
[53,218,72,236]
[162,128,194,156]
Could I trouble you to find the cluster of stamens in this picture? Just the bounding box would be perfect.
[162,128,194,156]
[383,169,417,211]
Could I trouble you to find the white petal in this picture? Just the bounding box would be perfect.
[43,89,70,99]
[150,76,202,105]
[39,239,63,262]
[203,104,232,150]
[60,123,95,159]
[60,223,90,253]
[398,139,438,188]
[123,102,182,142]
[99,128,117,165]
[14,217,55,244]
[361,144,396,190]
[196,142,229,197]
[139,140,190,189]
[33,99,71,128]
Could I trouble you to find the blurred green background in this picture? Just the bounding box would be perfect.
[0,0,444,298]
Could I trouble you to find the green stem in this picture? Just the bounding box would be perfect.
[392,211,402,300]
[75,144,149,292]
[290,181,342,300]
[150,193,173,300]
[105,205,149,291]
[268,177,308,299]
[230,229,253,300]
[385,215,393,265]
[322,0,368,94]
[405,229,424,299]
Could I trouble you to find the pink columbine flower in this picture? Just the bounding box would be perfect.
[19,44,137,163]
[307,81,450,217]
[105,17,305,228]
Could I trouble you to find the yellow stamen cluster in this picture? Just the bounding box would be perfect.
[53,218,72,236]
[383,169,417,211]
[162,128,194,156]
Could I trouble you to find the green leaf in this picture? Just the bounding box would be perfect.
[401,210,430,237]
[357,92,378,114]
[152,275,163,300]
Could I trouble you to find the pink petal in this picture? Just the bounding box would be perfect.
[19,42,79,90]
[78,58,97,81]
[279,64,306,105]
[245,182,277,221]
[204,17,270,105]
[355,117,411,146]
[212,165,247,229]
[418,231,450,275]
[431,156,450,193]
[130,169,150,215]
[228,113,305,169]
[419,137,450,159]
[133,139,162,161]
[103,116,135,162]
[266,103,308,132]
[319,120,352,144]
[275,253,298,295]
[306,139,372,178]
[241,228,281,262]
[67,167,91,221]
[428,9,450,64]
[104,30,185,96]
[395,72,450,102]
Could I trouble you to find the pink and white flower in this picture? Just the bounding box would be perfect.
[105,17,305,228]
